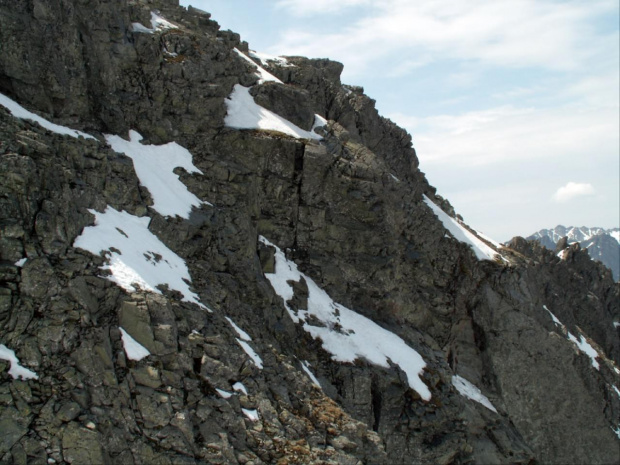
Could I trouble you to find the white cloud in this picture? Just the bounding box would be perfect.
[275,0,371,16]
[390,104,618,240]
[563,70,620,107]
[271,0,618,76]
[393,104,619,168]
[386,57,433,78]
[552,182,596,203]
[491,86,542,101]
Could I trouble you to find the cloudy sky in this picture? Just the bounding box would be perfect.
[182,0,619,241]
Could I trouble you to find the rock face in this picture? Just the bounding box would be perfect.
[528,226,620,281]
[0,1,619,464]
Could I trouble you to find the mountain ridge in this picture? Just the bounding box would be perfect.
[528,225,620,280]
[0,1,618,464]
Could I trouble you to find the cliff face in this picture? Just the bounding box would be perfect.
[0,1,618,464]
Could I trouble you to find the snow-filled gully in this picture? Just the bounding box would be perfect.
[260,236,432,401]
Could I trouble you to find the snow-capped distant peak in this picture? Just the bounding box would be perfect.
[531,226,618,245]
[528,226,620,281]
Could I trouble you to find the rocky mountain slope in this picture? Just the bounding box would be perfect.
[529,226,620,281]
[0,1,618,464]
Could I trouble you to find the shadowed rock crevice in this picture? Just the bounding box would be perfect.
[370,375,382,433]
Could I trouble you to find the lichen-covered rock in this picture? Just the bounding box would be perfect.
[62,423,106,464]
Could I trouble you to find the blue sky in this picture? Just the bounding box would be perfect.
[182,0,619,241]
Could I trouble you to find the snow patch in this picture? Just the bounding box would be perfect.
[423,195,498,261]
[14,258,27,267]
[119,328,150,361]
[0,344,38,380]
[73,206,205,308]
[613,321,619,329]
[225,317,262,368]
[543,306,600,370]
[224,85,322,140]
[0,93,95,140]
[557,249,568,260]
[242,408,259,421]
[311,114,328,132]
[301,360,321,389]
[260,236,431,400]
[452,375,497,413]
[611,385,620,399]
[475,230,503,249]
[543,305,563,327]
[226,317,251,341]
[232,382,248,395]
[389,174,400,182]
[132,11,178,33]
[567,332,600,370]
[150,11,177,30]
[236,339,264,369]
[131,22,153,33]
[105,130,208,219]
[248,50,293,68]
[233,49,282,84]
[216,389,233,399]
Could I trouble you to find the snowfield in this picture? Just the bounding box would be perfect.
[260,236,431,400]
[105,130,208,219]
[73,206,206,308]
[224,84,324,140]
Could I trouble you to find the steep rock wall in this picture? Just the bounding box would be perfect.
[0,1,618,464]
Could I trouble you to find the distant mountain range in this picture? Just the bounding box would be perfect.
[528,226,620,280]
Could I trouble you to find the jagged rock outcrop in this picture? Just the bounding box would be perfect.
[528,226,620,281]
[0,1,618,464]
